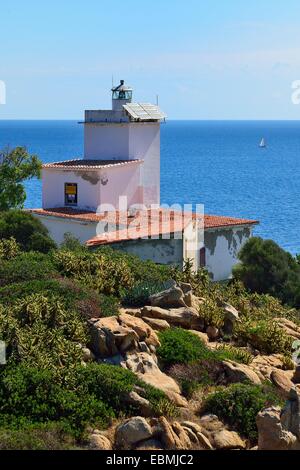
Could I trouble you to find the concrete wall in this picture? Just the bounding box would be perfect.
[129,123,160,206]
[204,226,252,281]
[42,168,101,211]
[42,164,143,212]
[99,163,143,209]
[84,123,130,159]
[32,215,98,246]
[84,121,161,206]
[103,237,184,266]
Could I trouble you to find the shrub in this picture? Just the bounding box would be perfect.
[234,318,293,355]
[52,249,134,297]
[0,422,77,450]
[169,361,219,398]
[0,210,56,253]
[201,383,282,441]
[0,237,20,259]
[157,328,212,368]
[0,365,113,437]
[198,299,225,328]
[0,278,103,318]
[233,237,300,308]
[0,294,88,369]
[122,281,167,307]
[0,252,57,287]
[215,344,253,365]
[98,294,120,317]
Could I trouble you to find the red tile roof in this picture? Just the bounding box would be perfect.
[29,207,258,247]
[43,158,143,170]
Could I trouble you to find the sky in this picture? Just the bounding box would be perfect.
[1,0,300,119]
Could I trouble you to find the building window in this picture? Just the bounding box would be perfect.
[65,183,78,206]
[200,247,206,268]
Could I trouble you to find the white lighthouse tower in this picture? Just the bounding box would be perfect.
[83,80,166,207]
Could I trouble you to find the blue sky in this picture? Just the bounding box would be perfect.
[1,0,300,119]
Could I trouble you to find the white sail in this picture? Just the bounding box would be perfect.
[259,138,266,148]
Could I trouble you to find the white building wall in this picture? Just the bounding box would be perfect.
[129,123,160,206]
[42,169,101,211]
[204,226,253,281]
[84,124,129,159]
[99,164,143,209]
[32,216,99,246]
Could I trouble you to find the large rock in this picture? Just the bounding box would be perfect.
[251,354,290,380]
[149,283,187,308]
[222,360,262,385]
[88,431,112,450]
[271,369,295,399]
[141,305,202,330]
[213,429,246,450]
[115,417,153,449]
[118,312,160,348]
[274,318,300,341]
[257,407,299,450]
[123,351,187,406]
[157,417,192,450]
[89,314,160,358]
[281,388,300,439]
[142,317,170,331]
[222,302,240,335]
[124,390,153,417]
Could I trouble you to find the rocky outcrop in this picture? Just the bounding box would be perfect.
[271,369,295,398]
[222,360,262,385]
[251,354,294,380]
[88,431,112,450]
[142,317,170,331]
[141,305,203,330]
[213,429,246,450]
[257,389,300,450]
[222,302,240,335]
[274,318,300,341]
[122,351,187,407]
[149,282,187,309]
[115,417,153,449]
[89,314,160,358]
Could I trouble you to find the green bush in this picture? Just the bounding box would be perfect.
[233,237,300,308]
[0,364,113,437]
[157,328,254,369]
[157,328,212,368]
[0,210,56,253]
[0,278,103,318]
[52,249,134,297]
[234,318,293,355]
[122,281,167,307]
[0,363,175,438]
[202,383,282,441]
[0,252,57,287]
[0,422,77,450]
[0,237,20,260]
[0,293,88,369]
[98,294,120,317]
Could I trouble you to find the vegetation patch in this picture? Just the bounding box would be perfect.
[201,383,283,441]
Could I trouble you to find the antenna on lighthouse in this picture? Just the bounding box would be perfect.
[112,75,114,89]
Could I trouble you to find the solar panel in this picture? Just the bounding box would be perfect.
[123,102,167,121]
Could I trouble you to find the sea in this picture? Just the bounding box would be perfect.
[0,120,299,254]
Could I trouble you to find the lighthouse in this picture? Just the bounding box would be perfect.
[83,79,166,207]
[30,80,258,281]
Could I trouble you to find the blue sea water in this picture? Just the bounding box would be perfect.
[0,120,299,254]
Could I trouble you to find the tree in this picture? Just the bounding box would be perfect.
[0,210,56,253]
[233,237,300,307]
[0,146,42,210]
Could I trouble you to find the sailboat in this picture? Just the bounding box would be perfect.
[259,138,266,148]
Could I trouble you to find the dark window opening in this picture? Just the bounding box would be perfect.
[65,183,78,206]
[200,247,206,268]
